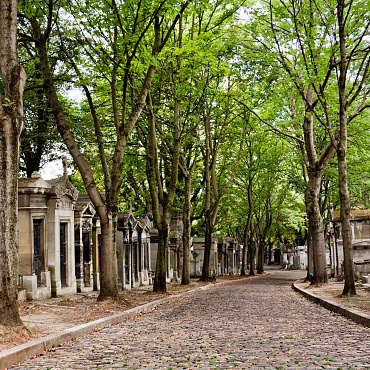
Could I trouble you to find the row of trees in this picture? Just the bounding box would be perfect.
[244,0,370,295]
[1,0,370,326]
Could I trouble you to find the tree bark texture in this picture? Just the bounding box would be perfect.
[153,227,169,293]
[0,0,26,325]
[97,215,119,300]
[304,167,327,284]
[0,108,23,325]
[338,146,355,295]
[257,237,266,274]
[301,84,331,284]
[337,0,356,296]
[306,232,314,278]
[201,215,213,280]
[241,226,249,276]
[249,238,256,276]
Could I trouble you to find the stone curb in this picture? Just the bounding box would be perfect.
[1,276,254,369]
[292,281,370,328]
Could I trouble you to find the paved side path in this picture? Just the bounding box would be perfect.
[11,270,370,370]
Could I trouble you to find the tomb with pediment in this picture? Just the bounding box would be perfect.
[148,211,184,283]
[74,193,99,292]
[116,211,152,290]
[18,172,52,300]
[46,172,79,296]
[18,168,79,299]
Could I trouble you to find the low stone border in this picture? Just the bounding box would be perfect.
[292,281,370,328]
[1,276,254,369]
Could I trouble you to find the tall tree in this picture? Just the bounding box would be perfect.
[144,91,181,293]
[180,146,198,285]
[21,0,188,299]
[218,118,302,276]
[142,12,200,290]
[332,0,370,295]
[242,0,370,290]
[241,0,340,283]
[200,93,246,282]
[0,0,26,325]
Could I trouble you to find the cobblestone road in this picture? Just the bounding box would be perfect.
[12,269,370,369]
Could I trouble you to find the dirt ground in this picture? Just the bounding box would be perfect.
[1,275,369,353]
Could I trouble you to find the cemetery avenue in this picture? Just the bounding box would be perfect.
[9,269,370,369]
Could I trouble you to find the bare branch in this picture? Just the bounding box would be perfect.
[235,99,304,144]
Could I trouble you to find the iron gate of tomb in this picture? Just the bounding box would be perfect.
[83,231,91,287]
[33,219,43,286]
[60,222,67,287]
[125,242,130,284]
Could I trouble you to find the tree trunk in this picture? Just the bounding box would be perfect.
[200,102,245,282]
[257,240,265,274]
[301,84,329,285]
[241,225,249,276]
[97,215,119,300]
[32,18,120,299]
[304,167,328,284]
[249,228,256,276]
[201,213,213,281]
[146,91,181,292]
[337,145,356,295]
[249,239,256,276]
[153,227,169,293]
[0,107,23,325]
[181,175,192,285]
[201,113,212,283]
[0,0,26,326]
[256,208,271,274]
[337,0,356,296]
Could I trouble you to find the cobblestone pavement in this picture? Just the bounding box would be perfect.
[11,269,370,370]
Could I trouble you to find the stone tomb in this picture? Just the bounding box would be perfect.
[46,174,78,296]
[18,172,52,300]
[18,171,78,299]
[149,213,183,282]
[169,213,183,282]
[74,194,97,292]
[117,211,152,290]
[192,237,218,277]
[331,210,370,276]
[138,215,152,285]
[219,237,240,275]
[192,237,241,277]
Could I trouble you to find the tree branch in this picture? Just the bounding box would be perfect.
[235,99,304,144]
